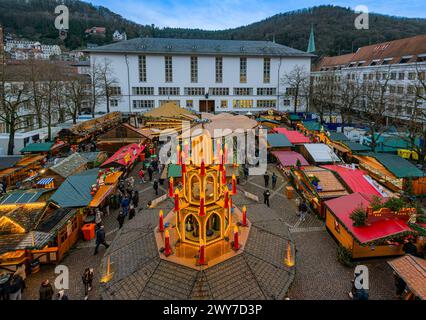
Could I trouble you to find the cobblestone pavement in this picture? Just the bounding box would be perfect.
[22,163,396,300]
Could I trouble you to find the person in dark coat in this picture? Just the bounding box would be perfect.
[82,268,94,300]
[39,279,54,300]
[117,211,125,229]
[263,189,271,207]
[243,166,249,181]
[402,239,418,256]
[263,173,270,188]
[153,179,159,195]
[147,165,154,181]
[132,190,139,208]
[8,274,23,300]
[0,274,11,300]
[271,172,277,189]
[94,226,109,255]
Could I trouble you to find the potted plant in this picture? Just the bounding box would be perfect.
[350,207,367,227]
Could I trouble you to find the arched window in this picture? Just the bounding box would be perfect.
[205,212,221,243]
[184,214,200,244]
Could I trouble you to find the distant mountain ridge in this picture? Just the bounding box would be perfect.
[1,1,426,56]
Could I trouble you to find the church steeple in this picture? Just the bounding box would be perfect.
[307,25,316,53]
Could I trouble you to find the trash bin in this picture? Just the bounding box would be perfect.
[30,259,40,274]
[82,223,96,241]
[139,153,146,161]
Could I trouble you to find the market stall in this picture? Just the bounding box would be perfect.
[271,151,309,176]
[100,143,145,174]
[324,192,418,258]
[273,128,311,145]
[97,123,149,155]
[0,155,45,188]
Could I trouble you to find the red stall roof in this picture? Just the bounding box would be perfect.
[271,151,309,167]
[325,193,412,244]
[321,165,382,196]
[273,128,311,144]
[101,143,145,168]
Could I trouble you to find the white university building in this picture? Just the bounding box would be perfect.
[86,37,312,114]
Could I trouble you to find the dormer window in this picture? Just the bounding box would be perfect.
[399,56,412,64]
[369,60,380,66]
[416,54,426,62]
[348,62,356,68]
[382,58,393,65]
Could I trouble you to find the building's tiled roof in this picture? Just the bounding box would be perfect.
[0,205,45,233]
[85,37,314,57]
[314,34,426,71]
[0,189,52,205]
[388,254,426,300]
[0,231,51,254]
[20,142,55,153]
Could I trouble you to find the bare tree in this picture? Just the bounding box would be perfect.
[0,58,31,154]
[64,74,90,124]
[89,58,104,118]
[358,68,402,152]
[282,65,310,113]
[96,58,119,114]
[310,70,339,123]
[336,72,362,131]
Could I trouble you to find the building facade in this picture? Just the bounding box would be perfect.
[312,35,426,123]
[86,37,312,113]
[4,40,62,60]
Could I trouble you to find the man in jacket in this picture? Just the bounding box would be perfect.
[94,225,109,255]
[39,279,54,300]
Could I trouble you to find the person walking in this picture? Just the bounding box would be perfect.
[300,202,308,222]
[14,263,26,293]
[138,168,145,184]
[95,209,102,227]
[153,179,159,196]
[82,268,94,300]
[8,274,23,300]
[132,190,139,208]
[263,189,271,207]
[121,196,130,217]
[271,172,277,189]
[147,165,154,181]
[39,279,54,300]
[57,289,69,300]
[263,173,270,188]
[94,225,109,255]
[128,204,135,220]
[117,211,125,229]
[295,198,301,217]
[243,166,249,181]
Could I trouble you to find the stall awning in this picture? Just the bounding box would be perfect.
[89,185,114,207]
[37,177,54,185]
[104,171,123,184]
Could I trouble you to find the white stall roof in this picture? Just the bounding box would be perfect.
[304,143,340,163]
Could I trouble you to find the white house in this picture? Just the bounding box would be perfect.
[85,37,313,113]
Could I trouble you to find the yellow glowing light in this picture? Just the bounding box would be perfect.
[234,226,238,234]
[165,229,170,238]
[159,210,163,217]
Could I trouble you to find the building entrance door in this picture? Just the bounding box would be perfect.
[199,100,215,113]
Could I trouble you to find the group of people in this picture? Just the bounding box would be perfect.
[116,176,140,230]
[0,263,26,300]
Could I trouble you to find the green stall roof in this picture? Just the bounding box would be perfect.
[256,118,280,125]
[289,114,301,121]
[20,142,55,153]
[302,121,321,131]
[363,153,425,179]
[343,141,372,153]
[329,132,349,142]
[167,164,182,178]
[267,134,294,148]
[50,169,98,208]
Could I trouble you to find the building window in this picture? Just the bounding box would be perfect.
[257,88,276,96]
[285,87,297,96]
[257,100,276,108]
[109,86,121,96]
[132,87,154,95]
[138,55,147,82]
[110,99,119,107]
[215,57,223,83]
[133,100,155,109]
[233,88,253,96]
[398,72,405,80]
[233,99,253,108]
[160,100,180,106]
[390,72,397,80]
[419,72,425,81]
[190,56,198,83]
[209,88,229,96]
[397,86,404,94]
[263,58,271,83]
[165,56,173,82]
[184,87,204,96]
[389,85,396,94]
[408,72,416,80]
[240,57,247,83]
[158,87,180,96]
[220,100,228,108]
[186,100,193,109]
[283,99,291,106]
